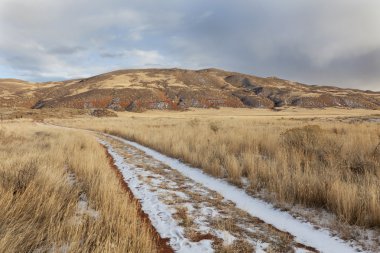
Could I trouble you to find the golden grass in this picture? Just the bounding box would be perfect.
[0,122,158,252]
[48,108,380,228]
[106,107,380,119]
[70,72,188,96]
[0,108,87,121]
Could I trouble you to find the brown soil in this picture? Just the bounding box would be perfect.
[188,232,217,242]
[294,242,319,253]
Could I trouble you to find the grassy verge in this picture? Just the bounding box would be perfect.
[0,122,158,252]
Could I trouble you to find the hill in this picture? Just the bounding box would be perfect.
[1,68,379,111]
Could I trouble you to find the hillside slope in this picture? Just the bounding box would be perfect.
[1,68,379,110]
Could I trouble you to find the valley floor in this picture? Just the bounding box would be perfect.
[46,107,380,253]
[1,107,379,252]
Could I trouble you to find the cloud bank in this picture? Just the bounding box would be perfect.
[0,0,379,90]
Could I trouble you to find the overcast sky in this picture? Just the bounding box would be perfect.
[0,0,379,90]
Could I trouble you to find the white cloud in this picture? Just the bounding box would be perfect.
[123,49,164,66]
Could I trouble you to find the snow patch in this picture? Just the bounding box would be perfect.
[255,241,269,253]
[77,193,100,219]
[100,139,214,253]
[214,230,236,246]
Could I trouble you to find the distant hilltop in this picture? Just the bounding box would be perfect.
[1,68,379,111]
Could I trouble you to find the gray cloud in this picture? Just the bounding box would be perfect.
[47,46,86,55]
[0,0,379,90]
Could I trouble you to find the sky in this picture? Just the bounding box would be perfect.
[0,0,379,91]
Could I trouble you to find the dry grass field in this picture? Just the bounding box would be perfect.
[0,122,160,252]
[48,107,380,228]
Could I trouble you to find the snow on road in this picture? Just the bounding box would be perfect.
[102,133,362,253]
[100,139,213,253]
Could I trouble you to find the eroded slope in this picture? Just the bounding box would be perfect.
[1,68,379,110]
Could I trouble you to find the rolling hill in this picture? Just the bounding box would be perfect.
[1,68,379,111]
